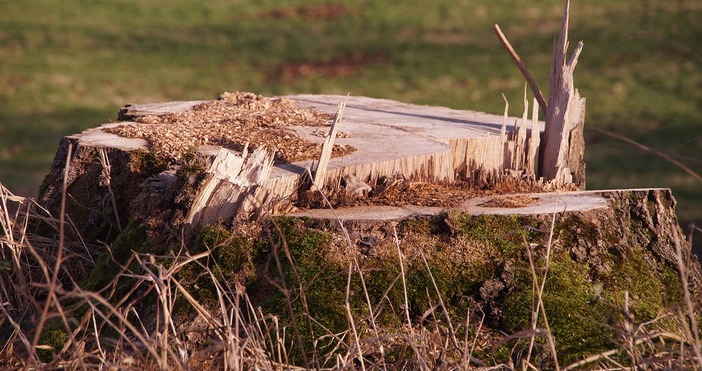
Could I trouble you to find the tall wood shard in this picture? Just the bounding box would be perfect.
[311,96,348,189]
[540,0,586,188]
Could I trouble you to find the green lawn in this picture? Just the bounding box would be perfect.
[1,0,700,227]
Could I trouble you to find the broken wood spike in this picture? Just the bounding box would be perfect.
[311,94,349,189]
[500,93,509,143]
[567,41,584,71]
[527,97,541,178]
[540,0,586,189]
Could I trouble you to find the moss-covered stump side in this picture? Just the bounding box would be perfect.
[244,189,699,366]
[23,185,700,367]
[31,140,699,368]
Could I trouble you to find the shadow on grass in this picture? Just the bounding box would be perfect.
[0,107,113,196]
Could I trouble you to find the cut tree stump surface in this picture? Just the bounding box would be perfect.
[102,94,544,209]
[286,189,611,221]
[118,100,208,120]
[73,123,149,150]
[279,94,537,176]
[82,95,541,165]
[113,95,527,163]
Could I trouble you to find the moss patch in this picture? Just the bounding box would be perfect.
[37,319,69,362]
[602,246,683,322]
[175,224,258,304]
[249,214,550,365]
[81,221,151,292]
[501,249,614,364]
[127,149,169,175]
[250,217,346,361]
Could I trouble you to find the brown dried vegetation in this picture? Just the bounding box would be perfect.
[270,52,387,83]
[264,4,349,20]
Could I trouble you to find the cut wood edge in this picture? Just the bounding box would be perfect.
[284,189,631,221]
[117,100,208,121]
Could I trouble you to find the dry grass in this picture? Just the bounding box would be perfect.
[1,178,702,369]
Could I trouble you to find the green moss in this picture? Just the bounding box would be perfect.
[128,149,169,175]
[603,247,681,321]
[81,222,150,292]
[448,214,535,257]
[402,248,482,321]
[250,217,347,362]
[175,224,257,304]
[501,249,614,364]
[37,318,68,362]
[179,150,208,174]
[402,213,451,237]
[491,345,512,364]
[658,263,684,305]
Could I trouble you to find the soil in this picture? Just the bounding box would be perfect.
[264,4,349,20]
[105,92,356,163]
[269,52,387,83]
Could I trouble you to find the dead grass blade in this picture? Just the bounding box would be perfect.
[306,167,387,368]
[97,148,123,232]
[520,196,562,370]
[675,232,702,368]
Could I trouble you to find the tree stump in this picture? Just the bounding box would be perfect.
[10,1,698,366]
[15,91,701,368]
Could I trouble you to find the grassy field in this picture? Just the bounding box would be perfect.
[0,0,700,228]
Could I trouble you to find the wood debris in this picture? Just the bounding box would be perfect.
[298,177,545,210]
[106,91,356,163]
[478,195,537,208]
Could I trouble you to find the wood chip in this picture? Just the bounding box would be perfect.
[105,91,356,163]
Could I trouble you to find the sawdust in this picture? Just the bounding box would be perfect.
[106,91,356,163]
[478,195,538,208]
[369,181,476,207]
[298,177,546,210]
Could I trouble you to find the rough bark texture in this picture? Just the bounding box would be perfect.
[250,188,701,366]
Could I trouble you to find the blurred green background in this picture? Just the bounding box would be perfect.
[0,1,700,237]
